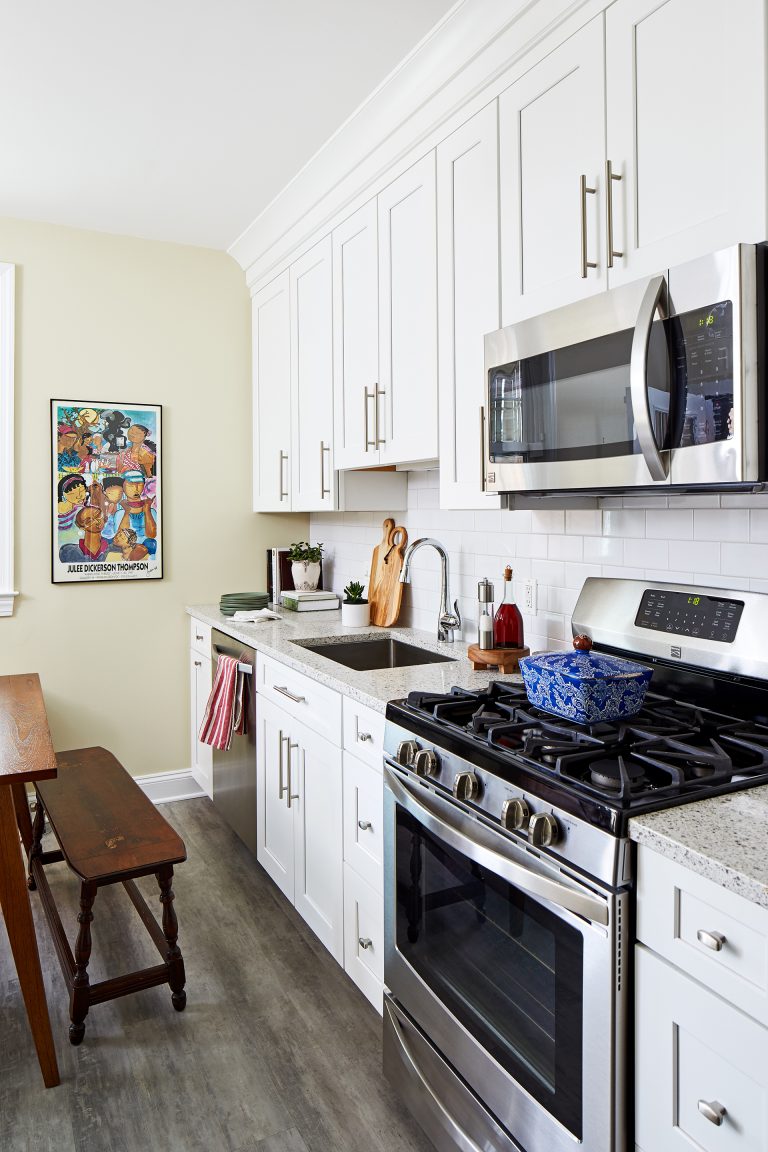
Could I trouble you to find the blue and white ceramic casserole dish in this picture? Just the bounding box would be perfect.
[519,635,652,723]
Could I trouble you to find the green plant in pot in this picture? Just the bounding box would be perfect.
[288,541,324,592]
[342,580,369,627]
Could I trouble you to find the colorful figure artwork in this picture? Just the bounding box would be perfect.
[51,401,162,583]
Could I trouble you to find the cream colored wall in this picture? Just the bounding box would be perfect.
[0,216,305,778]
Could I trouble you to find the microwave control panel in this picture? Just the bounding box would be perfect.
[673,299,734,445]
[634,588,744,643]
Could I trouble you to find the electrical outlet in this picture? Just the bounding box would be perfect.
[524,579,537,614]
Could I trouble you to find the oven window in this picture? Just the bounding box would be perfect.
[395,806,583,1138]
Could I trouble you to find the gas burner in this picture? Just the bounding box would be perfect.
[518,729,605,768]
[635,736,733,781]
[588,757,647,793]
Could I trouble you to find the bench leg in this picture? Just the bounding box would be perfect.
[69,881,97,1045]
[157,866,186,1011]
[27,793,46,891]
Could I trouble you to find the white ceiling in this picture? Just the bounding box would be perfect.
[1,0,456,250]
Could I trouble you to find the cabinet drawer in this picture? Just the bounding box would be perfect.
[256,653,341,745]
[343,752,383,893]
[637,846,768,1026]
[190,618,211,657]
[636,945,768,1152]
[342,697,385,771]
[343,863,384,1013]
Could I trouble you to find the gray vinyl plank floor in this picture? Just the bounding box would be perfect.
[0,798,435,1152]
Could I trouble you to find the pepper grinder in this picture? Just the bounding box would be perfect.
[477,578,495,651]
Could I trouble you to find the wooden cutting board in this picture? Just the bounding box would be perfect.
[369,519,408,627]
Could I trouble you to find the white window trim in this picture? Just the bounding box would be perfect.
[0,263,17,617]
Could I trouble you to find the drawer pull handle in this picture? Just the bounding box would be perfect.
[358,937,373,950]
[195,633,204,641]
[697,929,726,952]
[274,685,306,704]
[698,1099,726,1127]
[194,660,202,667]
[358,732,373,743]
[358,820,372,831]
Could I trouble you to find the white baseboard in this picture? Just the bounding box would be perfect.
[135,768,206,805]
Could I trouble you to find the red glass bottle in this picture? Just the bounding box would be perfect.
[494,566,524,648]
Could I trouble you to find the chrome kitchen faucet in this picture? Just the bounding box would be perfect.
[400,538,461,642]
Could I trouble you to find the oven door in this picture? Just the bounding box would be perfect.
[384,765,627,1152]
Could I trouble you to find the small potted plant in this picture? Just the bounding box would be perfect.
[342,580,369,627]
[288,541,324,592]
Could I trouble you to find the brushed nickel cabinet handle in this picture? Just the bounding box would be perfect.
[364,387,376,451]
[193,660,201,667]
[274,685,306,704]
[606,160,623,268]
[279,450,289,500]
[195,632,204,641]
[697,1099,726,1127]
[358,937,373,950]
[286,745,300,809]
[278,730,287,799]
[357,819,372,831]
[697,929,726,952]
[375,385,386,448]
[580,174,597,278]
[358,731,372,743]
[320,441,331,500]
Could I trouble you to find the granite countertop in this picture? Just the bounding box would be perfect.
[630,788,768,908]
[187,605,522,714]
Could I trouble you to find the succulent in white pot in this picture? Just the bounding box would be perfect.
[341,581,369,627]
[288,541,323,592]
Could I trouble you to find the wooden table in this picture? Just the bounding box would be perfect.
[0,673,60,1087]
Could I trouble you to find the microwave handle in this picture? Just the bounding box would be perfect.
[630,274,669,482]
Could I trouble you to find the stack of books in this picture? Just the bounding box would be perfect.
[279,590,340,613]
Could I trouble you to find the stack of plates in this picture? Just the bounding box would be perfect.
[219,592,270,617]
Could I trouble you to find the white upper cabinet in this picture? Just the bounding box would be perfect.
[500,17,606,325]
[437,103,501,510]
[290,237,334,511]
[332,200,380,469]
[252,271,291,512]
[378,153,438,465]
[606,0,766,286]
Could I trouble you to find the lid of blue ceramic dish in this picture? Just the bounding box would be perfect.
[522,635,649,682]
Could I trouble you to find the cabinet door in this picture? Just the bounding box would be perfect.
[252,271,291,511]
[378,153,438,464]
[606,0,766,286]
[636,945,768,1152]
[499,17,606,326]
[290,237,335,511]
[189,650,212,799]
[255,697,295,902]
[342,751,383,893]
[437,103,501,510]
[332,200,380,469]
[292,721,344,964]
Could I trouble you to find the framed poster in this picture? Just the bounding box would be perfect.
[51,400,162,583]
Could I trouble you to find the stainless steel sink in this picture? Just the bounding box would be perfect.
[298,637,456,672]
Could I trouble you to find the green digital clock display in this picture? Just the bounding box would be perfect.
[698,313,715,328]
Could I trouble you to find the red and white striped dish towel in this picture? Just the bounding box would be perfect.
[199,654,248,751]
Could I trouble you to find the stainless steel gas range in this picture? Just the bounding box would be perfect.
[382,577,768,1152]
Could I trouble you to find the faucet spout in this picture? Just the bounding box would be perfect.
[399,537,462,643]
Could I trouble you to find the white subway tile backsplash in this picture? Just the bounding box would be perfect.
[310,475,768,651]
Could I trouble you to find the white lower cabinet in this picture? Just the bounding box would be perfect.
[256,694,343,964]
[635,845,768,1151]
[189,646,212,799]
[343,863,384,1013]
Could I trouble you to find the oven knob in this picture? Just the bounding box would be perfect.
[528,812,560,847]
[396,740,419,767]
[501,797,530,832]
[413,749,439,778]
[453,772,480,801]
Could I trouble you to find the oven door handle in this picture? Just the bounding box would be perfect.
[630,273,669,482]
[385,766,609,927]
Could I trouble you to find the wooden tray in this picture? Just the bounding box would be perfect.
[467,644,530,673]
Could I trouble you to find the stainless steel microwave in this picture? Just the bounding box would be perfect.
[484,244,766,495]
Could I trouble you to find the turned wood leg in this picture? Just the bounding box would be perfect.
[157,866,186,1011]
[27,794,46,891]
[69,881,97,1045]
[0,786,60,1087]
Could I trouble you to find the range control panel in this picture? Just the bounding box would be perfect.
[634,587,744,643]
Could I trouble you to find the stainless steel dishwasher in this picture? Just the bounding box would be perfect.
[210,629,257,853]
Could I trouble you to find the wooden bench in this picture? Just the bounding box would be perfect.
[28,746,187,1045]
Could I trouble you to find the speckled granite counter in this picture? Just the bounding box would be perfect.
[630,788,768,908]
[187,604,522,714]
